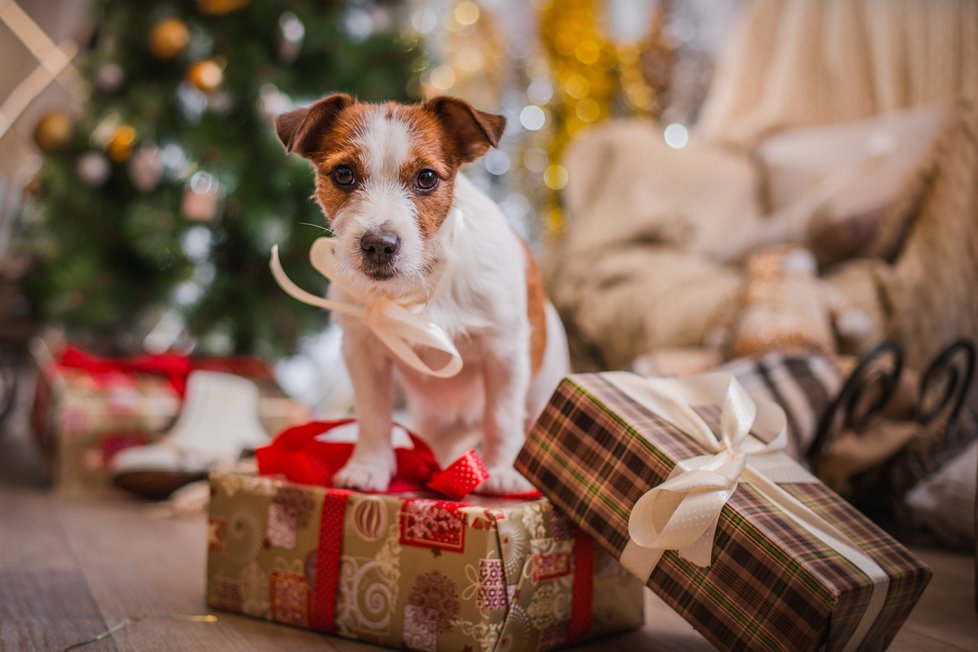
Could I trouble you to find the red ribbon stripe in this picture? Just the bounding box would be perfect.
[53,345,272,397]
[567,527,595,644]
[310,489,352,632]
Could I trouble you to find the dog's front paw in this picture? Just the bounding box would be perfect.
[479,466,535,495]
[333,452,395,492]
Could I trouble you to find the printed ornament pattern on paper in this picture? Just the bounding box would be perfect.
[399,499,467,552]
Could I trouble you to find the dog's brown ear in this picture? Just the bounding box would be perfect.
[274,93,354,157]
[425,96,506,163]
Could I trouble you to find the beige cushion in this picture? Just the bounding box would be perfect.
[550,121,748,367]
[756,105,950,265]
[562,120,762,261]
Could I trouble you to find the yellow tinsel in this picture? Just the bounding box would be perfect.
[537,0,669,233]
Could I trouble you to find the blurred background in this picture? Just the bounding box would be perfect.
[1,0,978,553]
[0,0,737,360]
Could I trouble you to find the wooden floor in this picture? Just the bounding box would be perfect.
[2,388,977,651]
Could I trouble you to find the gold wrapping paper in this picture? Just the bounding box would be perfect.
[206,472,644,651]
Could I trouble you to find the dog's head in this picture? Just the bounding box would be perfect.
[274,94,505,298]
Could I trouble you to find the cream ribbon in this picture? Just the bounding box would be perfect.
[269,225,463,379]
[605,371,889,652]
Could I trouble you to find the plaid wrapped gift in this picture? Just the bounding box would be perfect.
[207,471,644,651]
[29,339,308,495]
[516,372,932,652]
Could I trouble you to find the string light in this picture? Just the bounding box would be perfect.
[411,8,438,35]
[453,1,480,26]
[428,65,456,91]
[519,105,546,131]
[419,0,673,239]
[543,164,568,190]
[484,149,510,175]
[419,0,505,111]
[663,122,689,149]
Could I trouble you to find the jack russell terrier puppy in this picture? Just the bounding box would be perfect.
[274,94,569,494]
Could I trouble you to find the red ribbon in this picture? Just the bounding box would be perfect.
[53,346,272,397]
[254,419,527,501]
[567,528,595,644]
[310,488,351,632]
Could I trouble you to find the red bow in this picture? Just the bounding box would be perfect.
[255,419,539,501]
[56,346,271,397]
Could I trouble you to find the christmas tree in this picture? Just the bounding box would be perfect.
[26,0,420,356]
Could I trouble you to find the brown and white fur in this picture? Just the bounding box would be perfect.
[275,94,569,494]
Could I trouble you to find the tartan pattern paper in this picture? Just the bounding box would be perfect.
[516,373,932,652]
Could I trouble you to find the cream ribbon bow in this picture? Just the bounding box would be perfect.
[269,232,463,379]
[605,371,889,652]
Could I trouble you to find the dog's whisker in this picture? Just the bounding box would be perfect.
[298,222,330,233]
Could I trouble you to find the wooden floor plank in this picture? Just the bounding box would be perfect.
[0,487,78,573]
[891,629,976,652]
[572,591,714,652]
[892,548,978,651]
[53,498,358,652]
[0,569,116,652]
[0,482,115,652]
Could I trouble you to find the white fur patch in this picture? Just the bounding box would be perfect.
[359,112,412,178]
[331,112,425,297]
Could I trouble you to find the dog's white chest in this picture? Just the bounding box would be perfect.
[394,335,487,427]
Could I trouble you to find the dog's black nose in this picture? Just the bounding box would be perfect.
[360,231,400,265]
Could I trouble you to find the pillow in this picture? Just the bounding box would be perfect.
[560,120,762,260]
[756,105,950,266]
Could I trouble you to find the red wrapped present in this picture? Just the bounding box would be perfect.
[29,338,308,495]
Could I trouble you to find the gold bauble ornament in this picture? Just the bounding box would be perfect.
[33,112,73,152]
[150,18,190,60]
[186,59,223,93]
[196,0,249,15]
[107,125,137,162]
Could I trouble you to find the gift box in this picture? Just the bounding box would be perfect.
[516,372,932,652]
[206,468,644,651]
[29,339,308,494]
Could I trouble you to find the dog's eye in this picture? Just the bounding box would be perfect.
[332,165,356,188]
[415,169,439,192]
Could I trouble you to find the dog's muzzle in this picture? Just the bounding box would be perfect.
[359,230,400,278]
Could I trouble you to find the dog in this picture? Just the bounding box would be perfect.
[274,94,569,494]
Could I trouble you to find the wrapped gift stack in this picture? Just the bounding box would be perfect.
[29,338,308,495]
[202,369,942,651]
[206,420,645,650]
